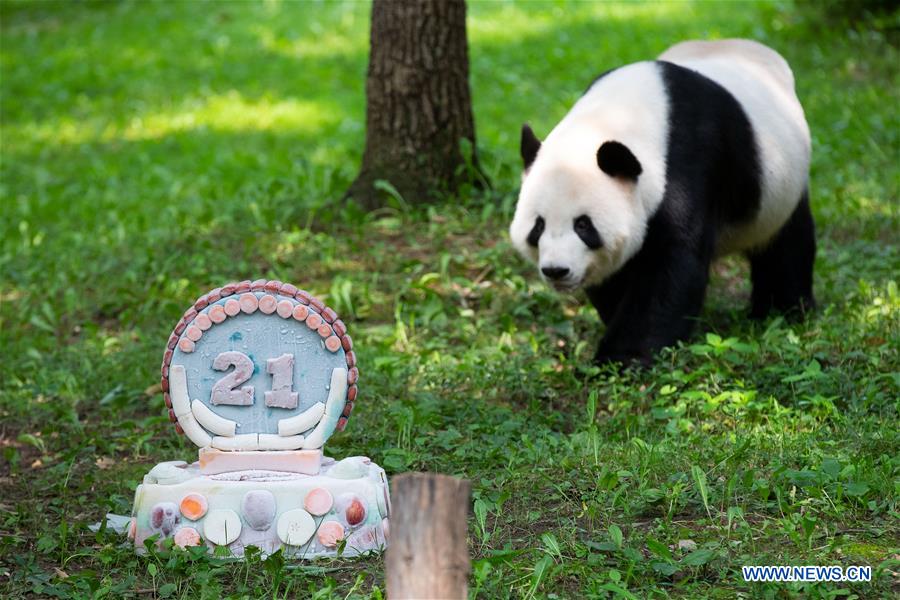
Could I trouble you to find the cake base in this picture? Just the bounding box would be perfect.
[130,454,390,558]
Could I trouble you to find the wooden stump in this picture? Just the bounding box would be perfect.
[386,473,471,599]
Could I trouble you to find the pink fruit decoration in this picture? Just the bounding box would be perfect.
[304,488,333,517]
[317,521,345,547]
[173,527,202,548]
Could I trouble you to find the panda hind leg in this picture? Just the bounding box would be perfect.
[748,189,816,320]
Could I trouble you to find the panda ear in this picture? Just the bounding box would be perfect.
[521,124,541,170]
[597,141,642,181]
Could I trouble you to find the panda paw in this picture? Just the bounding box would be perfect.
[593,348,653,370]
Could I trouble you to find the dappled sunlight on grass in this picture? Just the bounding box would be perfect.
[253,13,368,60]
[3,92,337,151]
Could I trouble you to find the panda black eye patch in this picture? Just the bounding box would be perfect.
[574,215,602,249]
[526,216,545,247]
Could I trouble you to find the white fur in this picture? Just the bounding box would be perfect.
[510,62,669,290]
[511,39,811,289]
[659,39,811,255]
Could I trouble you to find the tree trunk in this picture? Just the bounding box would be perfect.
[347,0,482,209]
[385,473,471,599]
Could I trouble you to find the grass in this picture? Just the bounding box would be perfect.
[1,0,898,597]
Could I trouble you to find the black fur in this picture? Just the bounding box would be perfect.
[597,141,642,180]
[585,61,811,367]
[574,215,602,249]
[748,189,816,318]
[526,216,544,247]
[521,124,541,170]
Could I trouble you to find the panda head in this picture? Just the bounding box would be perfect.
[510,123,644,292]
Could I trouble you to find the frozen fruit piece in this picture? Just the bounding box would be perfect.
[239,293,258,314]
[221,283,236,296]
[257,433,304,450]
[250,278,267,291]
[348,525,379,549]
[276,509,315,546]
[178,338,195,353]
[150,502,180,536]
[276,300,294,318]
[258,294,277,314]
[185,325,202,342]
[332,320,346,336]
[317,521,345,547]
[235,280,251,293]
[325,336,341,353]
[277,402,325,436]
[342,336,354,352]
[191,400,237,436]
[195,313,212,330]
[309,297,325,312]
[264,280,281,293]
[241,490,276,531]
[204,509,241,546]
[337,493,367,527]
[292,304,309,321]
[329,456,370,480]
[211,433,258,450]
[322,307,337,323]
[304,488,333,516]
[173,527,202,548]
[180,493,208,520]
[305,312,323,330]
[347,385,358,402]
[280,283,298,297]
[345,350,356,368]
[177,412,213,448]
[348,367,359,384]
[224,298,241,316]
[208,304,227,323]
[207,288,222,303]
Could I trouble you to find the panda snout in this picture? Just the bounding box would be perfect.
[541,266,571,281]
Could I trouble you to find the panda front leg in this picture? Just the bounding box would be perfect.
[593,245,711,367]
[585,268,630,325]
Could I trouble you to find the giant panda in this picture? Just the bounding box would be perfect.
[509,39,815,366]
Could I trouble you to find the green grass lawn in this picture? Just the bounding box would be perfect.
[1,0,898,597]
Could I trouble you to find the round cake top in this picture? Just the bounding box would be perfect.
[160,280,359,450]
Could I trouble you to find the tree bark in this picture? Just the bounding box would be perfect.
[385,473,471,599]
[347,0,482,208]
